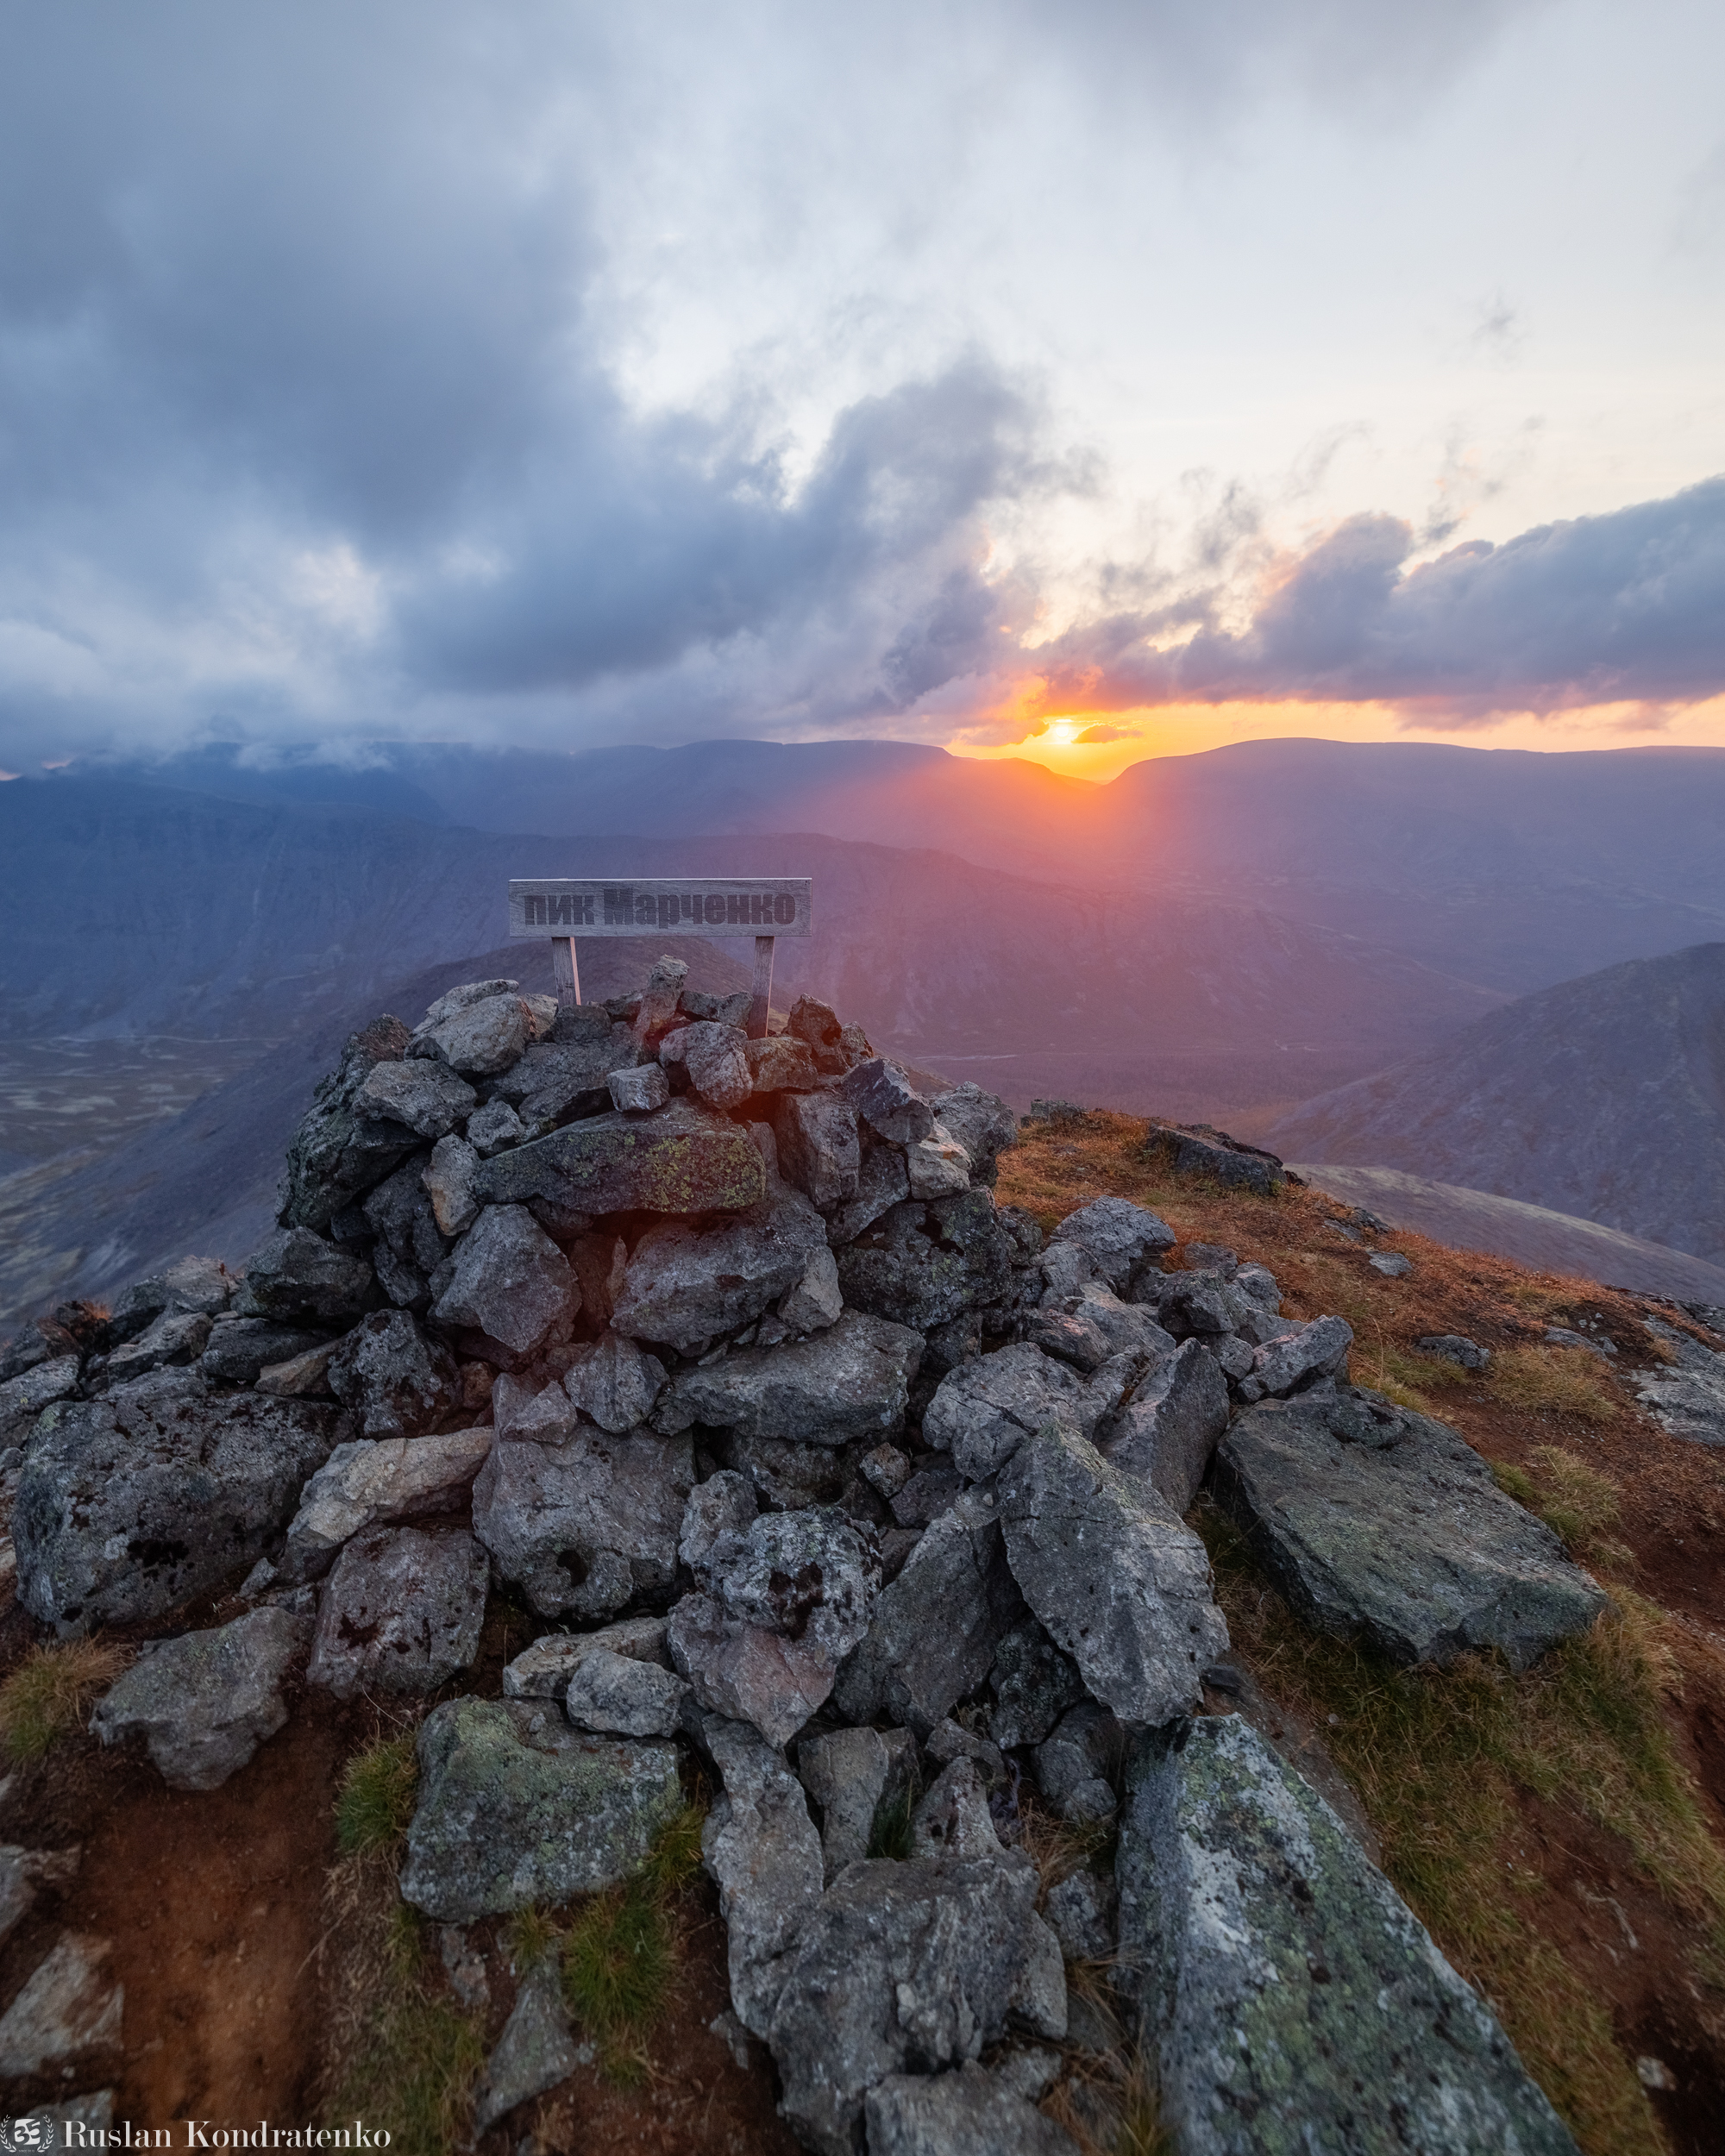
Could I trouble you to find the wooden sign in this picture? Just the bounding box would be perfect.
[507,876,812,1037]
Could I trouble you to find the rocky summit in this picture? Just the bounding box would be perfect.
[0,963,1609,2152]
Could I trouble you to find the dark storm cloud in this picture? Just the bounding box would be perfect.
[1033,477,1725,718]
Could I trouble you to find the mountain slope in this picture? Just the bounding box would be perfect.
[1270,943,1725,1268]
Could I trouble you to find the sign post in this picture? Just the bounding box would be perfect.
[509,876,813,1038]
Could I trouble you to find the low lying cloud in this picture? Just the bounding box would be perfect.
[1023,477,1725,724]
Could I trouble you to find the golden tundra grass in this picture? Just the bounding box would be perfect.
[0,1637,129,1762]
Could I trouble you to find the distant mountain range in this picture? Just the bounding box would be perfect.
[91,735,1725,993]
[1271,943,1725,1270]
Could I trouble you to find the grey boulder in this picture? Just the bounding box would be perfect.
[1101,1338,1230,1513]
[432,1204,574,1360]
[14,1376,340,1634]
[279,1015,417,1231]
[1633,1318,1725,1448]
[865,2064,1078,2156]
[926,1082,1018,1186]
[502,1614,669,1701]
[489,1018,643,1135]
[400,1695,681,1921]
[701,1714,825,2036]
[562,1646,689,1738]
[1116,1715,1579,2156]
[837,1191,1017,1332]
[832,1488,1024,1735]
[109,1255,235,1339]
[840,1058,935,1145]
[763,1850,1042,2156]
[988,1616,1084,1751]
[1419,1332,1491,1370]
[678,1469,758,1571]
[354,1056,476,1139]
[410,992,533,1076]
[306,1526,488,1698]
[423,1133,481,1237]
[327,1309,458,1438]
[1026,1284,1176,1375]
[471,1098,767,1218]
[1046,1196,1176,1292]
[235,1227,374,1326]
[561,1329,668,1435]
[656,1310,923,1448]
[607,1062,668,1113]
[612,1181,828,1353]
[0,1356,84,1440]
[1234,1314,1354,1403]
[681,1020,754,1111]
[1033,1701,1123,1823]
[821,1136,911,1249]
[997,1421,1228,1726]
[771,1092,862,1208]
[1214,1388,1609,1670]
[921,1343,1088,1479]
[101,1309,214,1383]
[278,1426,492,1583]
[471,1423,693,1620]
[91,1605,308,1789]
[198,1317,325,1389]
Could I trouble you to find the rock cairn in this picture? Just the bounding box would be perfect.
[0,957,1602,2151]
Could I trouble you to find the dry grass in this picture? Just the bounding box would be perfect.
[1041,2041,1171,2156]
[333,1731,419,1858]
[1490,1345,1620,1424]
[0,1637,129,1762]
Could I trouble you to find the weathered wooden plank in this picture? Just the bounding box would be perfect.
[508,877,812,939]
[549,935,580,1006]
[748,935,775,1039]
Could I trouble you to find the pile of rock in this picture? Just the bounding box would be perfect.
[0,959,1601,2151]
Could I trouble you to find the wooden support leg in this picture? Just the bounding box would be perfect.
[748,936,775,1038]
[552,937,580,1007]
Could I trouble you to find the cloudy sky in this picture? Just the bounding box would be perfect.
[2,0,1722,779]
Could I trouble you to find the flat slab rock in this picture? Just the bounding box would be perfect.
[279,1426,492,1583]
[1634,1318,1725,1448]
[470,1098,767,1218]
[1214,1387,1608,1670]
[400,1695,681,1922]
[997,1420,1228,1727]
[656,1309,923,1447]
[13,1373,341,1635]
[0,1933,124,2077]
[1117,1715,1579,2156]
[92,1605,308,1789]
[866,2064,1078,2155]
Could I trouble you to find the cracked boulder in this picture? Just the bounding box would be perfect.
[91,1605,308,1789]
[278,1427,492,1583]
[763,1849,1043,2156]
[832,1487,1024,1735]
[471,1098,767,1218]
[279,1016,418,1230]
[14,1374,340,1634]
[1234,1314,1355,1403]
[307,1526,488,1698]
[1116,1715,1579,2156]
[409,991,535,1077]
[354,1056,476,1140]
[1025,1283,1176,1376]
[796,1725,918,1883]
[771,1092,862,1209]
[235,1227,375,1326]
[925,1082,1018,1187]
[921,1343,1091,1479]
[431,1204,574,1362]
[1045,1196,1176,1293]
[561,1329,668,1434]
[702,1714,825,2040]
[837,1190,1017,1332]
[997,1420,1228,1726]
[328,1310,459,1439]
[471,1423,693,1620]
[612,1181,829,1353]
[1214,1388,1608,1670]
[400,1695,680,1922]
[656,1309,922,1447]
[1100,1338,1230,1513]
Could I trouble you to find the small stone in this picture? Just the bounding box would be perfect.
[865,2062,1080,2156]
[278,1428,492,1583]
[254,1341,338,1397]
[912,1757,1004,1862]
[797,1725,917,1883]
[1034,1702,1122,1823]
[668,1595,836,1746]
[328,1309,459,1438]
[198,1318,325,1388]
[1545,1326,1616,1357]
[929,1083,1019,1187]
[1101,1338,1230,1514]
[501,1616,670,1701]
[416,979,519,1030]
[1043,1870,1117,1963]
[423,1134,481,1236]
[1234,1314,1354,1404]
[466,1097,525,1156]
[632,956,690,1046]
[1419,1334,1491,1370]
[474,1965,590,2134]
[608,1062,670,1113]
[906,1130,973,1200]
[102,1309,214,1382]
[701,1714,825,2037]
[612,1182,828,1354]
[91,1606,308,1789]
[682,1022,754,1111]
[778,1244,844,1333]
[1370,1251,1414,1278]
[0,1356,83,1436]
[921,1343,1088,1479]
[821,1138,912,1248]
[678,1471,758,1574]
[307,1526,488,1698]
[859,1444,912,1500]
[109,1256,235,1338]
[988,1617,1084,1751]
